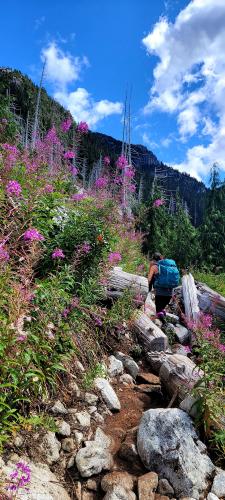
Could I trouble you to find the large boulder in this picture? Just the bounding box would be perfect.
[1,458,70,499]
[137,408,215,499]
[94,378,121,411]
[211,471,225,498]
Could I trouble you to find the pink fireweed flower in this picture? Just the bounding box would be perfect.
[6,180,22,197]
[108,252,122,264]
[8,461,31,491]
[218,344,225,353]
[95,177,108,189]
[70,166,78,176]
[72,192,86,201]
[61,117,72,132]
[183,345,192,353]
[52,248,65,259]
[128,184,136,193]
[82,242,91,254]
[45,126,59,144]
[44,184,54,193]
[116,155,128,169]
[64,151,76,159]
[124,167,135,178]
[0,245,9,261]
[23,229,44,242]
[62,308,70,318]
[153,198,165,207]
[104,156,110,166]
[77,121,89,133]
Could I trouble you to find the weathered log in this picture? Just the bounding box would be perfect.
[146,351,203,401]
[107,266,148,299]
[133,311,169,352]
[182,273,200,322]
[196,281,225,320]
[143,292,156,317]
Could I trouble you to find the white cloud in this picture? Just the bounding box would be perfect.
[142,0,225,178]
[41,42,122,128]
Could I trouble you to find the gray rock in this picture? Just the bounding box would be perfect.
[137,408,215,499]
[14,435,24,447]
[67,455,75,468]
[94,378,121,411]
[69,380,81,397]
[75,411,91,427]
[103,485,136,499]
[89,405,97,414]
[1,459,70,499]
[75,359,85,372]
[76,442,113,477]
[119,373,134,385]
[174,325,190,344]
[93,412,105,424]
[62,437,75,452]
[101,471,134,492]
[41,431,61,464]
[51,400,68,415]
[207,494,219,500]
[211,472,225,498]
[158,478,174,497]
[56,419,71,437]
[86,479,98,491]
[108,355,124,377]
[84,392,98,405]
[74,430,84,445]
[115,351,139,379]
[180,395,199,419]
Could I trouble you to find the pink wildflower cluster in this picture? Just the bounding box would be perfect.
[124,166,135,179]
[1,143,19,168]
[190,313,225,355]
[104,156,110,166]
[0,245,9,262]
[82,242,91,254]
[108,252,122,264]
[62,296,80,318]
[45,126,59,144]
[116,155,128,169]
[153,199,165,207]
[8,461,31,493]
[24,228,44,242]
[44,184,54,194]
[95,177,108,189]
[61,117,72,132]
[6,180,22,197]
[72,192,86,201]
[64,151,75,159]
[70,166,78,176]
[77,121,89,134]
[52,248,65,259]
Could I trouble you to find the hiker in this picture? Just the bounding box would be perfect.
[148,252,180,316]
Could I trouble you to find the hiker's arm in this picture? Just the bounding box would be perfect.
[148,264,157,291]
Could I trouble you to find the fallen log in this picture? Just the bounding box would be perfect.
[107,266,148,299]
[146,351,203,401]
[133,311,169,352]
[182,273,200,322]
[196,281,225,320]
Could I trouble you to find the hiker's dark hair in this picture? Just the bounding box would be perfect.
[152,252,163,261]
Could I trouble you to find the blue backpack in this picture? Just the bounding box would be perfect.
[154,259,180,289]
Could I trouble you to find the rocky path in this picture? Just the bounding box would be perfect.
[1,295,225,499]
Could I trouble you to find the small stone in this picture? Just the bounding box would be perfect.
[108,355,124,377]
[154,318,163,328]
[165,312,179,323]
[158,479,174,497]
[207,494,219,500]
[56,419,71,437]
[14,435,24,447]
[95,427,112,449]
[174,325,190,344]
[103,485,136,499]
[155,496,170,500]
[41,431,61,464]
[75,481,82,500]
[115,352,139,379]
[179,394,199,418]
[75,359,85,372]
[89,406,97,414]
[74,430,84,445]
[93,412,104,424]
[136,372,160,385]
[86,479,98,491]
[211,472,225,498]
[75,411,91,427]
[85,392,98,405]
[69,380,81,397]
[138,472,158,500]
[94,378,121,411]
[62,437,75,452]
[101,471,134,492]
[67,455,75,468]
[119,373,134,385]
[76,442,113,477]
[82,491,95,500]
[51,400,68,415]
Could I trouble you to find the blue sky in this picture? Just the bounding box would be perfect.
[1,0,225,182]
